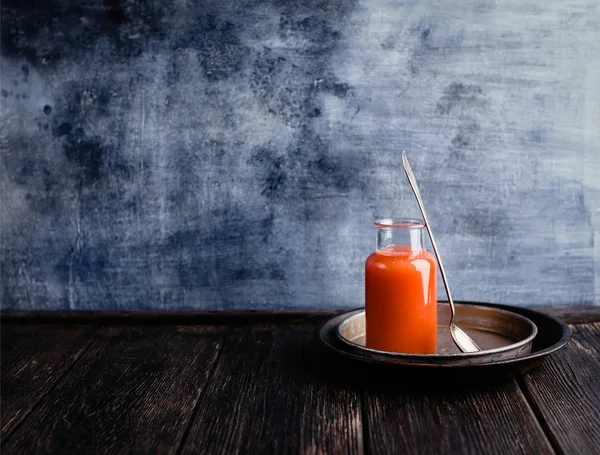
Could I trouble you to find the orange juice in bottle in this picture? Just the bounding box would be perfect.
[365,219,437,353]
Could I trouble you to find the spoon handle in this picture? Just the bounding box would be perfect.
[401,153,480,353]
[400,152,458,317]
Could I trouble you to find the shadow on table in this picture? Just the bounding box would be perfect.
[289,335,536,392]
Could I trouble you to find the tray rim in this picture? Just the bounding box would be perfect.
[319,302,572,369]
[335,304,538,359]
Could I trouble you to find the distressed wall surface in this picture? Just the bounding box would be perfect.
[1,0,599,310]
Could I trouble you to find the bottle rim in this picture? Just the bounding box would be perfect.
[374,218,425,229]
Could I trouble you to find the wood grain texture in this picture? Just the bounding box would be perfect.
[520,322,600,455]
[363,380,554,455]
[2,326,221,454]
[532,306,600,325]
[1,315,598,454]
[1,325,93,438]
[180,325,363,455]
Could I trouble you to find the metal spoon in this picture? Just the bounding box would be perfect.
[401,152,480,353]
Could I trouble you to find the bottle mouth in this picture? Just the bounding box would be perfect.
[374,218,425,229]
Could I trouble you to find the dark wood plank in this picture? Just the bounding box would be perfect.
[533,307,600,325]
[1,325,93,438]
[2,326,222,454]
[519,322,600,455]
[363,379,554,455]
[2,304,597,325]
[0,310,341,326]
[180,325,363,454]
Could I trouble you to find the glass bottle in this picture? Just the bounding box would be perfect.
[365,218,437,353]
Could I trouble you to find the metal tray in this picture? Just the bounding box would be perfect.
[319,302,571,382]
[336,304,537,365]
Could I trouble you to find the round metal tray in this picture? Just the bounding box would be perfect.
[319,302,571,381]
[336,304,537,365]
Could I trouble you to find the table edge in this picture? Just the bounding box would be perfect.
[1,302,599,325]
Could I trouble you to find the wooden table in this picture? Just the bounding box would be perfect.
[2,308,599,454]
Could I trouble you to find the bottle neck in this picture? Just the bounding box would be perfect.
[375,219,425,254]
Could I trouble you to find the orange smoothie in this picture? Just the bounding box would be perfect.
[365,245,437,353]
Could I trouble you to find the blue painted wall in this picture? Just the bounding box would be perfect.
[1,0,599,310]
